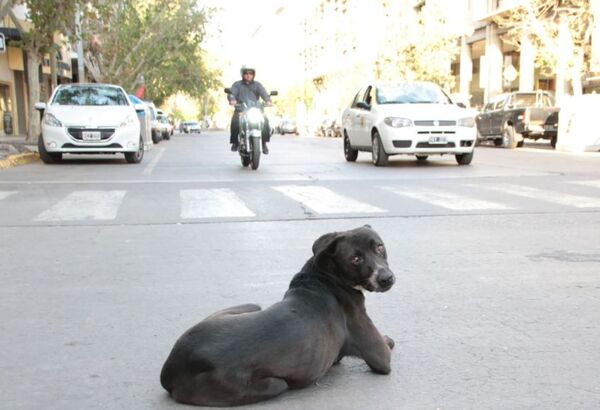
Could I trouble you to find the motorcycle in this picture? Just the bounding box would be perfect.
[224,88,277,170]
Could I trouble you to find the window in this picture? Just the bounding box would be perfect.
[351,88,365,108]
[375,83,452,104]
[52,86,129,106]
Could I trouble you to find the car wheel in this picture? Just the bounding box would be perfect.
[502,126,519,149]
[152,130,162,144]
[125,136,144,164]
[371,131,388,167]
[38,134,62,164]
[344,132,358,162]
[516,140,524,148]
[455,152,474,165]
[493,138,503,147]
[550,135,557,149]
[163,131,170,140]
[416,155,428,161]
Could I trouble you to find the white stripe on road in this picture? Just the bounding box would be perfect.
[34,190,127,221]
[380,186,512,210]
[180,189,255,219]
[142,147,166,175]
[570,180,600,190]
[480,183,600,208]
[0,191,17,200]
[273,185,386,214]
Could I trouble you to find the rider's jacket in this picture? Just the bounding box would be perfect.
[227,80,271,107]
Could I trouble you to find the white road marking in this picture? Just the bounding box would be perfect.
[34,190,127,221]
[180,189,255,219]
[381,186,512,210]
[480,183,600,208]
[142,147,166,175]
[0,191,17,200]
[273,185,386,214]
[570,180,600,190]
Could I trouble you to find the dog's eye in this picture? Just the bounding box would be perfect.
[376,244,385,255]
[351,256,363,265]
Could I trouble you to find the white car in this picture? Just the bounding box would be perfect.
[35,84,145,164]
[342,82,476,166]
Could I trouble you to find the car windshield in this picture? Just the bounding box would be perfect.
[187,122,199,126]
[52,86,129,106]
[512,94,553,107]
[376,83,451,104]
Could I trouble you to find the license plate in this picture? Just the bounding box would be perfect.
[82,131,101,141]
[428,135,447,144]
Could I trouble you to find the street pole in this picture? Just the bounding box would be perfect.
[75,3,85,82]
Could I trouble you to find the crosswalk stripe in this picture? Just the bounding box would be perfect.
[0,191,17,201]
[180,189,255,219]
[34,190,127,221]
[480,183,600,208]
[570,180,600,190]
[273,185,386,214]
[380,186,512,210]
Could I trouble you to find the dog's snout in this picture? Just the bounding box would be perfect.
[376,270,395,288]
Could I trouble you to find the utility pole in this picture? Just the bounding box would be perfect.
[75,3,85,82]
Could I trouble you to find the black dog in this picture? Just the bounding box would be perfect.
[160,225,395,406]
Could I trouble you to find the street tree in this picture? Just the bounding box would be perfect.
[84,0,220,106]
[494,0,594,97]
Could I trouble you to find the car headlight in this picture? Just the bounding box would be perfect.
[384,117,412,128]
[120,114,137,128]
[246,108,263,124]
[457,117,475,127]
[43,113,63,127]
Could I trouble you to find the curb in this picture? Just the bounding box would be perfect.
[0,152,40,169]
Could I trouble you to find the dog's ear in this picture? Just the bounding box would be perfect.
[312,232,342,274]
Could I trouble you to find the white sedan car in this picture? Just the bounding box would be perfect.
[342,82,476,166]
[35,84,145,164]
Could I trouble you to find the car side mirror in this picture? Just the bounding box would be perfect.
[456,102,466,108]
[34,102,47,111]
[356,101,371,110]
[224,88,231,94]
[270,90,278,96]
[133,103,145,111]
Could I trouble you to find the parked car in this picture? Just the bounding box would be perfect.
[279,119,298,135]
[156,114,173,140]
[475,91,560,148]
[179,121,202,133]
[144,101,162,144]
[317,118,334,137]
[329,118,343,138]
[34,83,145,164]
[128,94,154,151]
[342,81,476,166]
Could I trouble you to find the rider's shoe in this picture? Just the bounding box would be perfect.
[231,143,239,152]
[262,142,269,155]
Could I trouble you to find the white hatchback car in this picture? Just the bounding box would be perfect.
[35,84,145,164]
[342,82,476,166]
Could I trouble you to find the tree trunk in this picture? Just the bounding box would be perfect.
[26,49,41,142]
[50,50,58,90]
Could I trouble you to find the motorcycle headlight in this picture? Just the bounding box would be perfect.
[120,114,137,128]
[246,108,263,124]
[457,117,475,127]
[43,113,63,127]
[384,117,412,128]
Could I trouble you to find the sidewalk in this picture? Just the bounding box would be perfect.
[0,134,39,169]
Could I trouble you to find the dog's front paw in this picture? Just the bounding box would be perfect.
[384,335,395,350]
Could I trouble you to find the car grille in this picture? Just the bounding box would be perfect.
[414,120,456,126]
[415,142,456,148]
[67,127,115,141]
[416,131,456,135]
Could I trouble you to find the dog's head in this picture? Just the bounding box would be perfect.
[312,225,395,292]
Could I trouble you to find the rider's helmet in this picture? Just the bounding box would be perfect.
[240,64,256,78]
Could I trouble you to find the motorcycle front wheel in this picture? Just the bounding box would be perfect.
[250,137,261,170]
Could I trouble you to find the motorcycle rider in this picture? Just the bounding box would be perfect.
[228,65,272,154]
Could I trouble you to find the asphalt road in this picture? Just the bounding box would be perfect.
[1,131,599,409]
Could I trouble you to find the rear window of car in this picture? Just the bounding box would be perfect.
[376,83,451,104]
[52,86,129,106]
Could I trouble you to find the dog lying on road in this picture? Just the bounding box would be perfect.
[160,225,395,406]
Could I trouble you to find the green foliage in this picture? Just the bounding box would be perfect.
[85,0,221,105]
